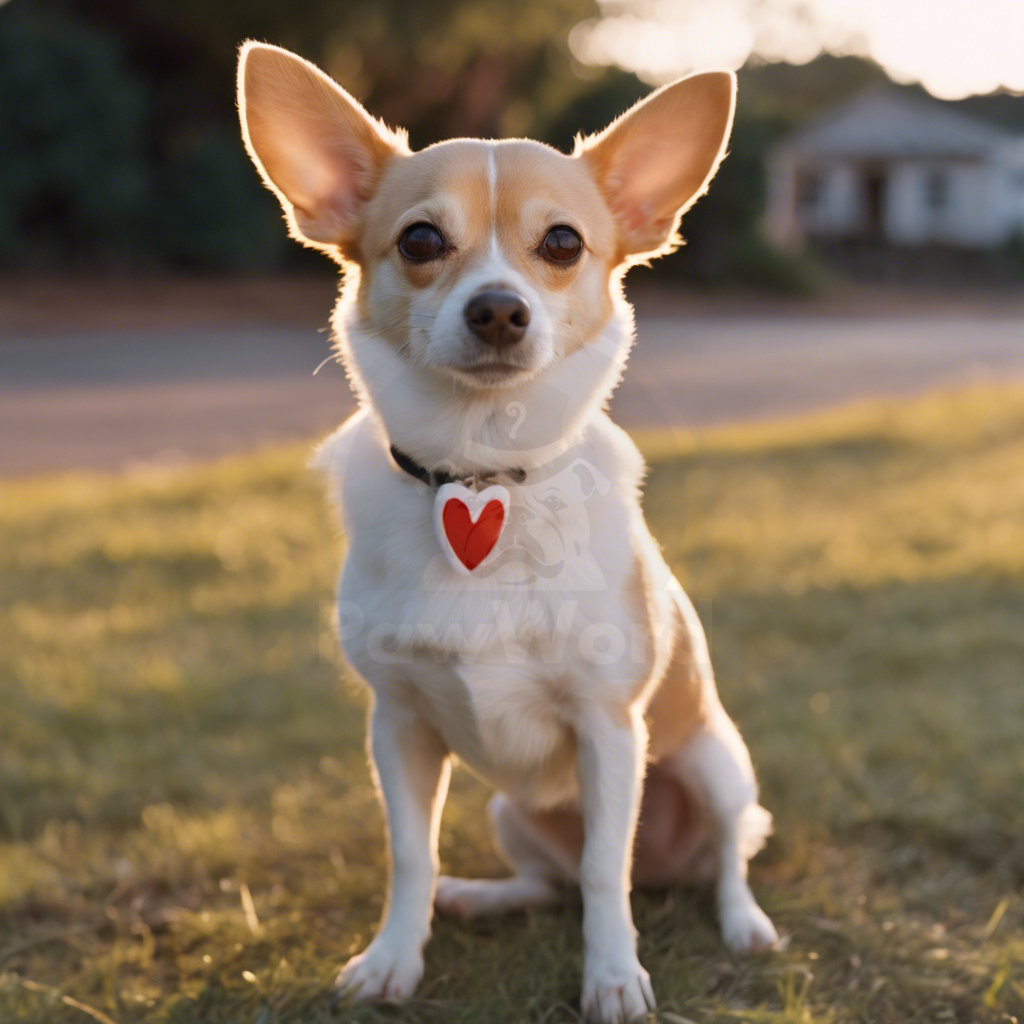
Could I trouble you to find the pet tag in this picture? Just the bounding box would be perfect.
[433,482,509,575]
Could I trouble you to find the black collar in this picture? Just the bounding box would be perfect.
[389,445,526,489]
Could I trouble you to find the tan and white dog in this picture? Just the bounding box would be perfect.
[238,42,778,1023]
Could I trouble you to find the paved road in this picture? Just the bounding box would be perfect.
[3,312,1024,476]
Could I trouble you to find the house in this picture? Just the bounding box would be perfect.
[764,89,1024,249]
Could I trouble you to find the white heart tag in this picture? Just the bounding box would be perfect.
[432,482,510,575]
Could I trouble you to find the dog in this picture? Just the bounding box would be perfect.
[237,41,778,1022]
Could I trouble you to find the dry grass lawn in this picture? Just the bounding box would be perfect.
[2,385,1023,1023]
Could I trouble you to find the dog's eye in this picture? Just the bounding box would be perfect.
[541,226,583,263]
[542,495,567,513]
[399,223,445,261]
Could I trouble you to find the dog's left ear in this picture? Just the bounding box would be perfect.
[237,41,408,250]
[578,72,736,260]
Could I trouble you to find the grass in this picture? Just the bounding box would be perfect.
[2,384,1024,1024]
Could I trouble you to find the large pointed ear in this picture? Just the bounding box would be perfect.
[237,41,408,250]
[578,72,736,261]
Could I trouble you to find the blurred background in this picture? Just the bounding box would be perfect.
[2,0,1024,475]
[4,4,1024,1022]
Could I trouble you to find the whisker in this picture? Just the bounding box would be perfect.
[312,353,339,376]
[354,319,415,339]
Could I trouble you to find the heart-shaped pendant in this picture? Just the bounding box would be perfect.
[433,482,509,575]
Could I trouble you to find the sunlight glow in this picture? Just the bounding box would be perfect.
[570,0,1024,100]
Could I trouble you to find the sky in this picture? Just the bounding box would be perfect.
[570,0,1024,100]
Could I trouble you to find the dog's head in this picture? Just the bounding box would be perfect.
[237,43,734,395]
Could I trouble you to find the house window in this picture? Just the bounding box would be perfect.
[797,170,823,212]
[925,169,949,211]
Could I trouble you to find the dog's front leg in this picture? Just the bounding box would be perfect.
[335,690,450,1003]
[575,703,655,1023]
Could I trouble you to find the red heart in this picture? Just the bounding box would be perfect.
[442,498,505,571]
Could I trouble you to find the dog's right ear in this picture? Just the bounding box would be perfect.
[237,42,408,250]
[578,71,735,262]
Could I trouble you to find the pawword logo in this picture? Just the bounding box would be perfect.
[324,360,707,667]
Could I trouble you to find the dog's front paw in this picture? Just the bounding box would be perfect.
[334,938,423,1003]
[721,895,779,954]
[582,958,655,1023]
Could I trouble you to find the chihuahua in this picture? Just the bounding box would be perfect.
[238,42,778,1022]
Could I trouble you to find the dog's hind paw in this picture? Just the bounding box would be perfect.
[334,938,423,1003]
[721,896,779,954]
[435,873,560,918]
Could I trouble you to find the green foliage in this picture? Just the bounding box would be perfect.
[147,129,286,270]
[3,387,1024,1021]
[97,0,598,140]
[1,0,603,270]
[737,53,891,122]
[0,3,290,270]
[0,5,147,265]
[541,70,650,151]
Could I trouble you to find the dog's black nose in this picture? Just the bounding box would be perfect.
[464,290,531,347]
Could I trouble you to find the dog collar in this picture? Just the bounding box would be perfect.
[389,445,526,491]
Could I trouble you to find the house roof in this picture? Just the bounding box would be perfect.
[785,89,1019,160]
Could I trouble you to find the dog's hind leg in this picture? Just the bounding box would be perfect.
[668,704,778,953]
[435,793,573,918]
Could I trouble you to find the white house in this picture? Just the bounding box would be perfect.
[764,89,1024,249]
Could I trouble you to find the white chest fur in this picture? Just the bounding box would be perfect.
[318,407,673,806]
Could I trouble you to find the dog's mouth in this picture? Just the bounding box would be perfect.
[449,360,533,386]
[462,361,524,376]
